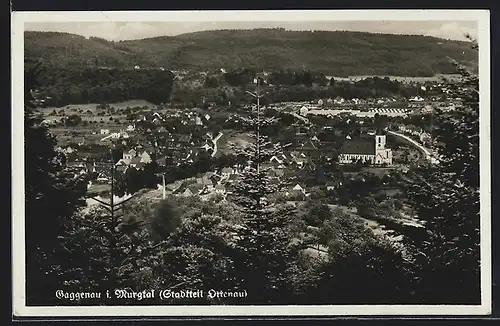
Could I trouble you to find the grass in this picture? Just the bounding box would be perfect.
[42,99,158,112]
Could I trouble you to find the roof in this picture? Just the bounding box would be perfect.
[130,156,142,165]
[196,177,213,185]
[187,183,205,194]
[340,139,375,155]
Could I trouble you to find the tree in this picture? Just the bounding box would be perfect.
[229,100,306,304]
[58,200,166,304]
[405,39,480,303]
[24,63,88,304]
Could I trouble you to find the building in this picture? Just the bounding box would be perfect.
[299,106,309,116]
[123,149,137,161]
[338,134,392,165]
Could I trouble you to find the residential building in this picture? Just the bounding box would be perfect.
[183,184,205,196]
[123,149,137,161]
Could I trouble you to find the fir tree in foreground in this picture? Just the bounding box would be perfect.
[229,104,306,304]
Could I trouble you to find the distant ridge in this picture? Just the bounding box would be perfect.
[24,29,477,76]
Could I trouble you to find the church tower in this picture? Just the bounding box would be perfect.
[374,134,392,165]
[375,135,386,150]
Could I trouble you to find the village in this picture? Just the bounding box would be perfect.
[41,81,446,209]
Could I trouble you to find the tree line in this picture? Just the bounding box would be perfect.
[32,65,174,107]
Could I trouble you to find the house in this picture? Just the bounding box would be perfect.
[65,146,75,154]
[126,125,135,132]
[196,176,214,190]
[100,129,110,135]
[214,184,226,194]
[140,151,152,164]
[116,165,128,173]
[269,155,286,169]
[96,172,109,184]
[299,106,309,116]
[123,149,137,161]
[285,183,306,200]
[221,167,234,178]
[338,134,392,165]
[183,183,205,196]
[115,158,130,167]
[129,156,142,168]
[157,156,167,167]
[325,180,342,191]
[292,184,306,193]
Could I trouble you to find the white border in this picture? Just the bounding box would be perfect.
[12,10,491,317]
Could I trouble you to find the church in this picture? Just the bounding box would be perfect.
[338,134,393,165]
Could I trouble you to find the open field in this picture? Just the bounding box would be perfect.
[326,74,464,83]
[42,99,158,113]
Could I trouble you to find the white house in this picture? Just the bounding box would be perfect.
[100,129,110,135]
[299,106,309,116]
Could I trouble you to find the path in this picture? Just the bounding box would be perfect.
[386,130,439,164]
[210,132,223,157]
[290,112,310,124]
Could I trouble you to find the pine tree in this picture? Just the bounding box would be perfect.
[24,63,88,305]
[405,38,480,303]
[229,84,305,304]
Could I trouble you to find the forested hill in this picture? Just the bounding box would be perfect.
[25,29,477,76]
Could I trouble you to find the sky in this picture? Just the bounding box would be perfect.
[25,20,478,42]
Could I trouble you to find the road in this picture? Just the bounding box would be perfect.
[290,112,310,124]
[386,130,439,164]
[210,132,223,157]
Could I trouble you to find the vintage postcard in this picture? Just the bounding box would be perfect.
[12,10,491,317]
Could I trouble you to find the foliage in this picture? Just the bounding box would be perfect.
[228,103,307,304]
[25,29,477,76]
[33,66,174,107]
[404,40,480,303]
[57,205,165,304]
[24,63,88,305]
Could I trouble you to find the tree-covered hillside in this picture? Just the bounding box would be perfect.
[25,29,478,76]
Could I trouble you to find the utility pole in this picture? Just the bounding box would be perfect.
[162,173,166,199]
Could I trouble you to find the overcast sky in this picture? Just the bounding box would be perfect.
[25,20,478,42]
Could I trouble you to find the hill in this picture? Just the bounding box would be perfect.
[24,29,478,76]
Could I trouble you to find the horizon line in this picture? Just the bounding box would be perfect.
[23,27,473,43]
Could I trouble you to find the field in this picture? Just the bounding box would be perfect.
[326,74,464,83]
[42,99,158,113]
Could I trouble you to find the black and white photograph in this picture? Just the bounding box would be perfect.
[12,10,491,317]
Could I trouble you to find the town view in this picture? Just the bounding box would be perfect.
[22,21,480,307]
